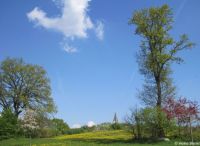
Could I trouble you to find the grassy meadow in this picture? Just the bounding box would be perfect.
[0,130,174,146]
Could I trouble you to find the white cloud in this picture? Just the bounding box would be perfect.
[95,21,104,40]
[62,43,78,53]
[27,0,94,39]
[87,121,96,127]
[27,0,104,44]
[72,124,81,129]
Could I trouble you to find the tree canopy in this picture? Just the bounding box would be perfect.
[0,58,56,117]
[130,4,194,106]
[129,4,194,137]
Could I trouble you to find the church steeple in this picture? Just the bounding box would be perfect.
[113,113,118,124]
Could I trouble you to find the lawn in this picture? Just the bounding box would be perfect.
[0,130,175,146]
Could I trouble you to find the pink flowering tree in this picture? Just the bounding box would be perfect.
[163,97,199,140]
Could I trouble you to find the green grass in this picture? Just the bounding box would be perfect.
[0,130,175,146]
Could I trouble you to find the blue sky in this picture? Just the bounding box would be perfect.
[0,0,200,128]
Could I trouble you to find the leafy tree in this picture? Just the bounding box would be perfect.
[0,58,56,117]
[142,107,175,138]
[125,107,175,139]
[125,108,143,139]
[21,108,39,145]
[51,118,69,135]
[129,4,194,137]
[110,123,121,130]
[163,97,199,140]
[21,108,39,136]
[95,122,112,131]
[0,109,19,140]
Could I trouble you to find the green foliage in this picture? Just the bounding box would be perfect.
[130,5,194,77]
[110,123,121,130]
[65,128,85,135]
[96,122,113,130]
[129,4,194,137]
[51,118,69,135]
[21,113,70,138]
[130,4,194,106]
[126,107,175,139]
[192,127,200,142]
[0,109,20,140]
[65,123,126,135]
[0,58,60,139]
[142,107,175,137]
[36,128,58,138]
[125,108,144,139]
[65,126,96,135]
[0,58,56,117]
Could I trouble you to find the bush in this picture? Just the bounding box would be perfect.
[0,109,20,140]
[110,123,121,130]
[192,127,200,141]
[51,118,69,135]
[65,126,97,135]
[125,107,176,139]
[65,128,85,135]
[96,122,112,130]
[36,128,57,138]
[142,107,175,138]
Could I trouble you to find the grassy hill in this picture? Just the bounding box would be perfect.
[57,130,132,141]
[0,130,174,146]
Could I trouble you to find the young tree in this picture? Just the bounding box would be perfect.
[125,108,143,139]
[163,97,199,140]
[126,107,175,139]
[142,107,175,138]
[21,108,39,145]
[129,5,194,137]
[0,58,56,117]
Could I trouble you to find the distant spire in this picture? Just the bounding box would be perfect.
[113,113,118,124]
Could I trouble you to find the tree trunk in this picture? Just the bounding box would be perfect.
[178,122,181,137]
[189,116,193,142]
[136,121,142,139]
[156,77,165,138]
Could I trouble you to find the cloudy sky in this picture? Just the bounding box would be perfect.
[1,0,200,127]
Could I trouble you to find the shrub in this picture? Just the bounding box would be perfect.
[65,128,85,135]
[125,107,175,139]
[142,107,175,138]
[110,123,121,130]
[36,128,57,138]
[0,109,20,140]
[51,118,69,135]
